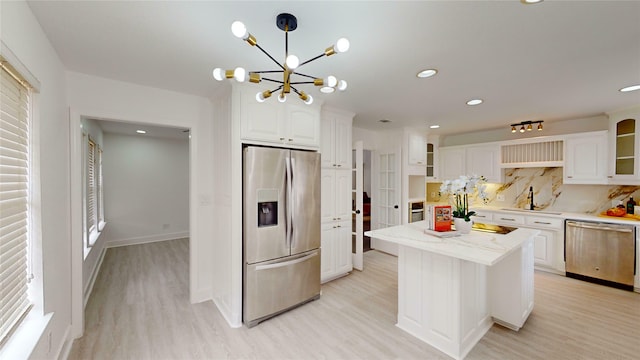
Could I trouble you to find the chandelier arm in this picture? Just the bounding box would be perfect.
[290,72,317,80]
[290,81,316,85]
[298,53,326,68]
[251,70,284,74]
[261,77,285,85]
[254,43,286,71]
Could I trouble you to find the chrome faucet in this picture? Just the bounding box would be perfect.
[528,186,535,210]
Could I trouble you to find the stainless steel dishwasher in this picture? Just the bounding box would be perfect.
[565,220,636,290]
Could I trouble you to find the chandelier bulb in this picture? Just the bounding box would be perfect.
[537,123,543,131]
[337,80,347,91]
[278,93,287,103]
[511,126,516,133]
[519,126,525,133]
[285,54,300,69]
[304,94,313,105]
[335,38,350,53]
[527,124,533,131]
[234,67,246,82]
[231,21,248,39]
[326,75,337,88]
[212,68,224,81]
[320,86,336,94]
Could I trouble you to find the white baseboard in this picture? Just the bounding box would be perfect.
[57,325,74,360]
[83,246,106,309]
[213,297,243,328]
[106,231,189,248]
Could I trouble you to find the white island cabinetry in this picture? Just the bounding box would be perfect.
[367,222,538,360]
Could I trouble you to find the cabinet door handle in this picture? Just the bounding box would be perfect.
[280,137,285,141]
[288,138,293,142]
[500,217,516,221]
[567,176,573,178]
[475,215,486,218]
[534,221,551,225]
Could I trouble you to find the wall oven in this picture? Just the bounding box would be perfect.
[565,220,636,291]
[408,201,425,223]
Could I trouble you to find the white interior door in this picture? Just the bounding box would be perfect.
[371,146,401,255]
[376,147,401,229]
[351,141,363,271]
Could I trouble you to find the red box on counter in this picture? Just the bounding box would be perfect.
[429,205,452,232]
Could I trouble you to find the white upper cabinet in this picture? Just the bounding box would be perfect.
[439,147,466,181]
[564,131,608,184]
[439,144,502,183]
[466,144,502,183]
[426,135,439,180]
[320,108,353,169]
[608,107,640,184]
[237,84,321,148]
[408,132,427,165]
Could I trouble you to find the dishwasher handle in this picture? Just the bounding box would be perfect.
[566,220,634,233]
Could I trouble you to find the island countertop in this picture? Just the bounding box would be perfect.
[365,220,539,266]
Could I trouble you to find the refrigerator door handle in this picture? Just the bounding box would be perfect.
[286,154,293,249]
[255,251,318,271]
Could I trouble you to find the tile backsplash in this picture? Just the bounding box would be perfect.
[430,167,640,214]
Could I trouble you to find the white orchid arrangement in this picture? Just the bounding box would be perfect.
[439,175,489,222]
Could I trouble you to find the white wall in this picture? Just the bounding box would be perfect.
[102,133,189,245]
[0,1,71,358]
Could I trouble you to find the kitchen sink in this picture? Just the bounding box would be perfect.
[499,208,563,215]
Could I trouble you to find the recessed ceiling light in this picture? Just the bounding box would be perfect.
[466,99,483,106]
[429,125,440,129]
[417,69,438,78]
[620,84,640,92]
[520,0,543,4]
[136,130,147,134]
[379,119,392,123]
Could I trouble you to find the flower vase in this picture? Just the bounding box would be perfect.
[454,218,473,234]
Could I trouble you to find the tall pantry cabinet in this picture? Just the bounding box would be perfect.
[320,107,354,283]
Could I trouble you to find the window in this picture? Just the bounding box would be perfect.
[0,57,32,345]
[84,135,103,249]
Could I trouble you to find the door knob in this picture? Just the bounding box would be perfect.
[394,205,399,209]
[355,209,361,214]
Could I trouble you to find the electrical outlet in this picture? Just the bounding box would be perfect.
[497,194,505,202]
[430,192,436,198]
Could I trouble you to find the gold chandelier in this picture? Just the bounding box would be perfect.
[213,13,349,105]
[511,120,543,133]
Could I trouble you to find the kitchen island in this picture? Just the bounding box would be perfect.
[366,221,539,360]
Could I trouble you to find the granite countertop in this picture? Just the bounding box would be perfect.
[365,221,539,266]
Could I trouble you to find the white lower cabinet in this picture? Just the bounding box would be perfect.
[321,220,352,283]
[477,209,564,273]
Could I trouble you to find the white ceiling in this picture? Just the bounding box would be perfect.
[27,1,640,135]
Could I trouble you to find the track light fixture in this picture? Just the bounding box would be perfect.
[511,120,543,133]
[213,13,349,105]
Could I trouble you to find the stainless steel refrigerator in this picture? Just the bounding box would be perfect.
[243,146,321,327]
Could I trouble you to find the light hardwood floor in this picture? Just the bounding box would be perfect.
[69,238,640,360]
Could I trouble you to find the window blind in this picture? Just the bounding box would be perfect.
[87,139,96,235]
[98,148,103,225]
[0,63,31,344]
